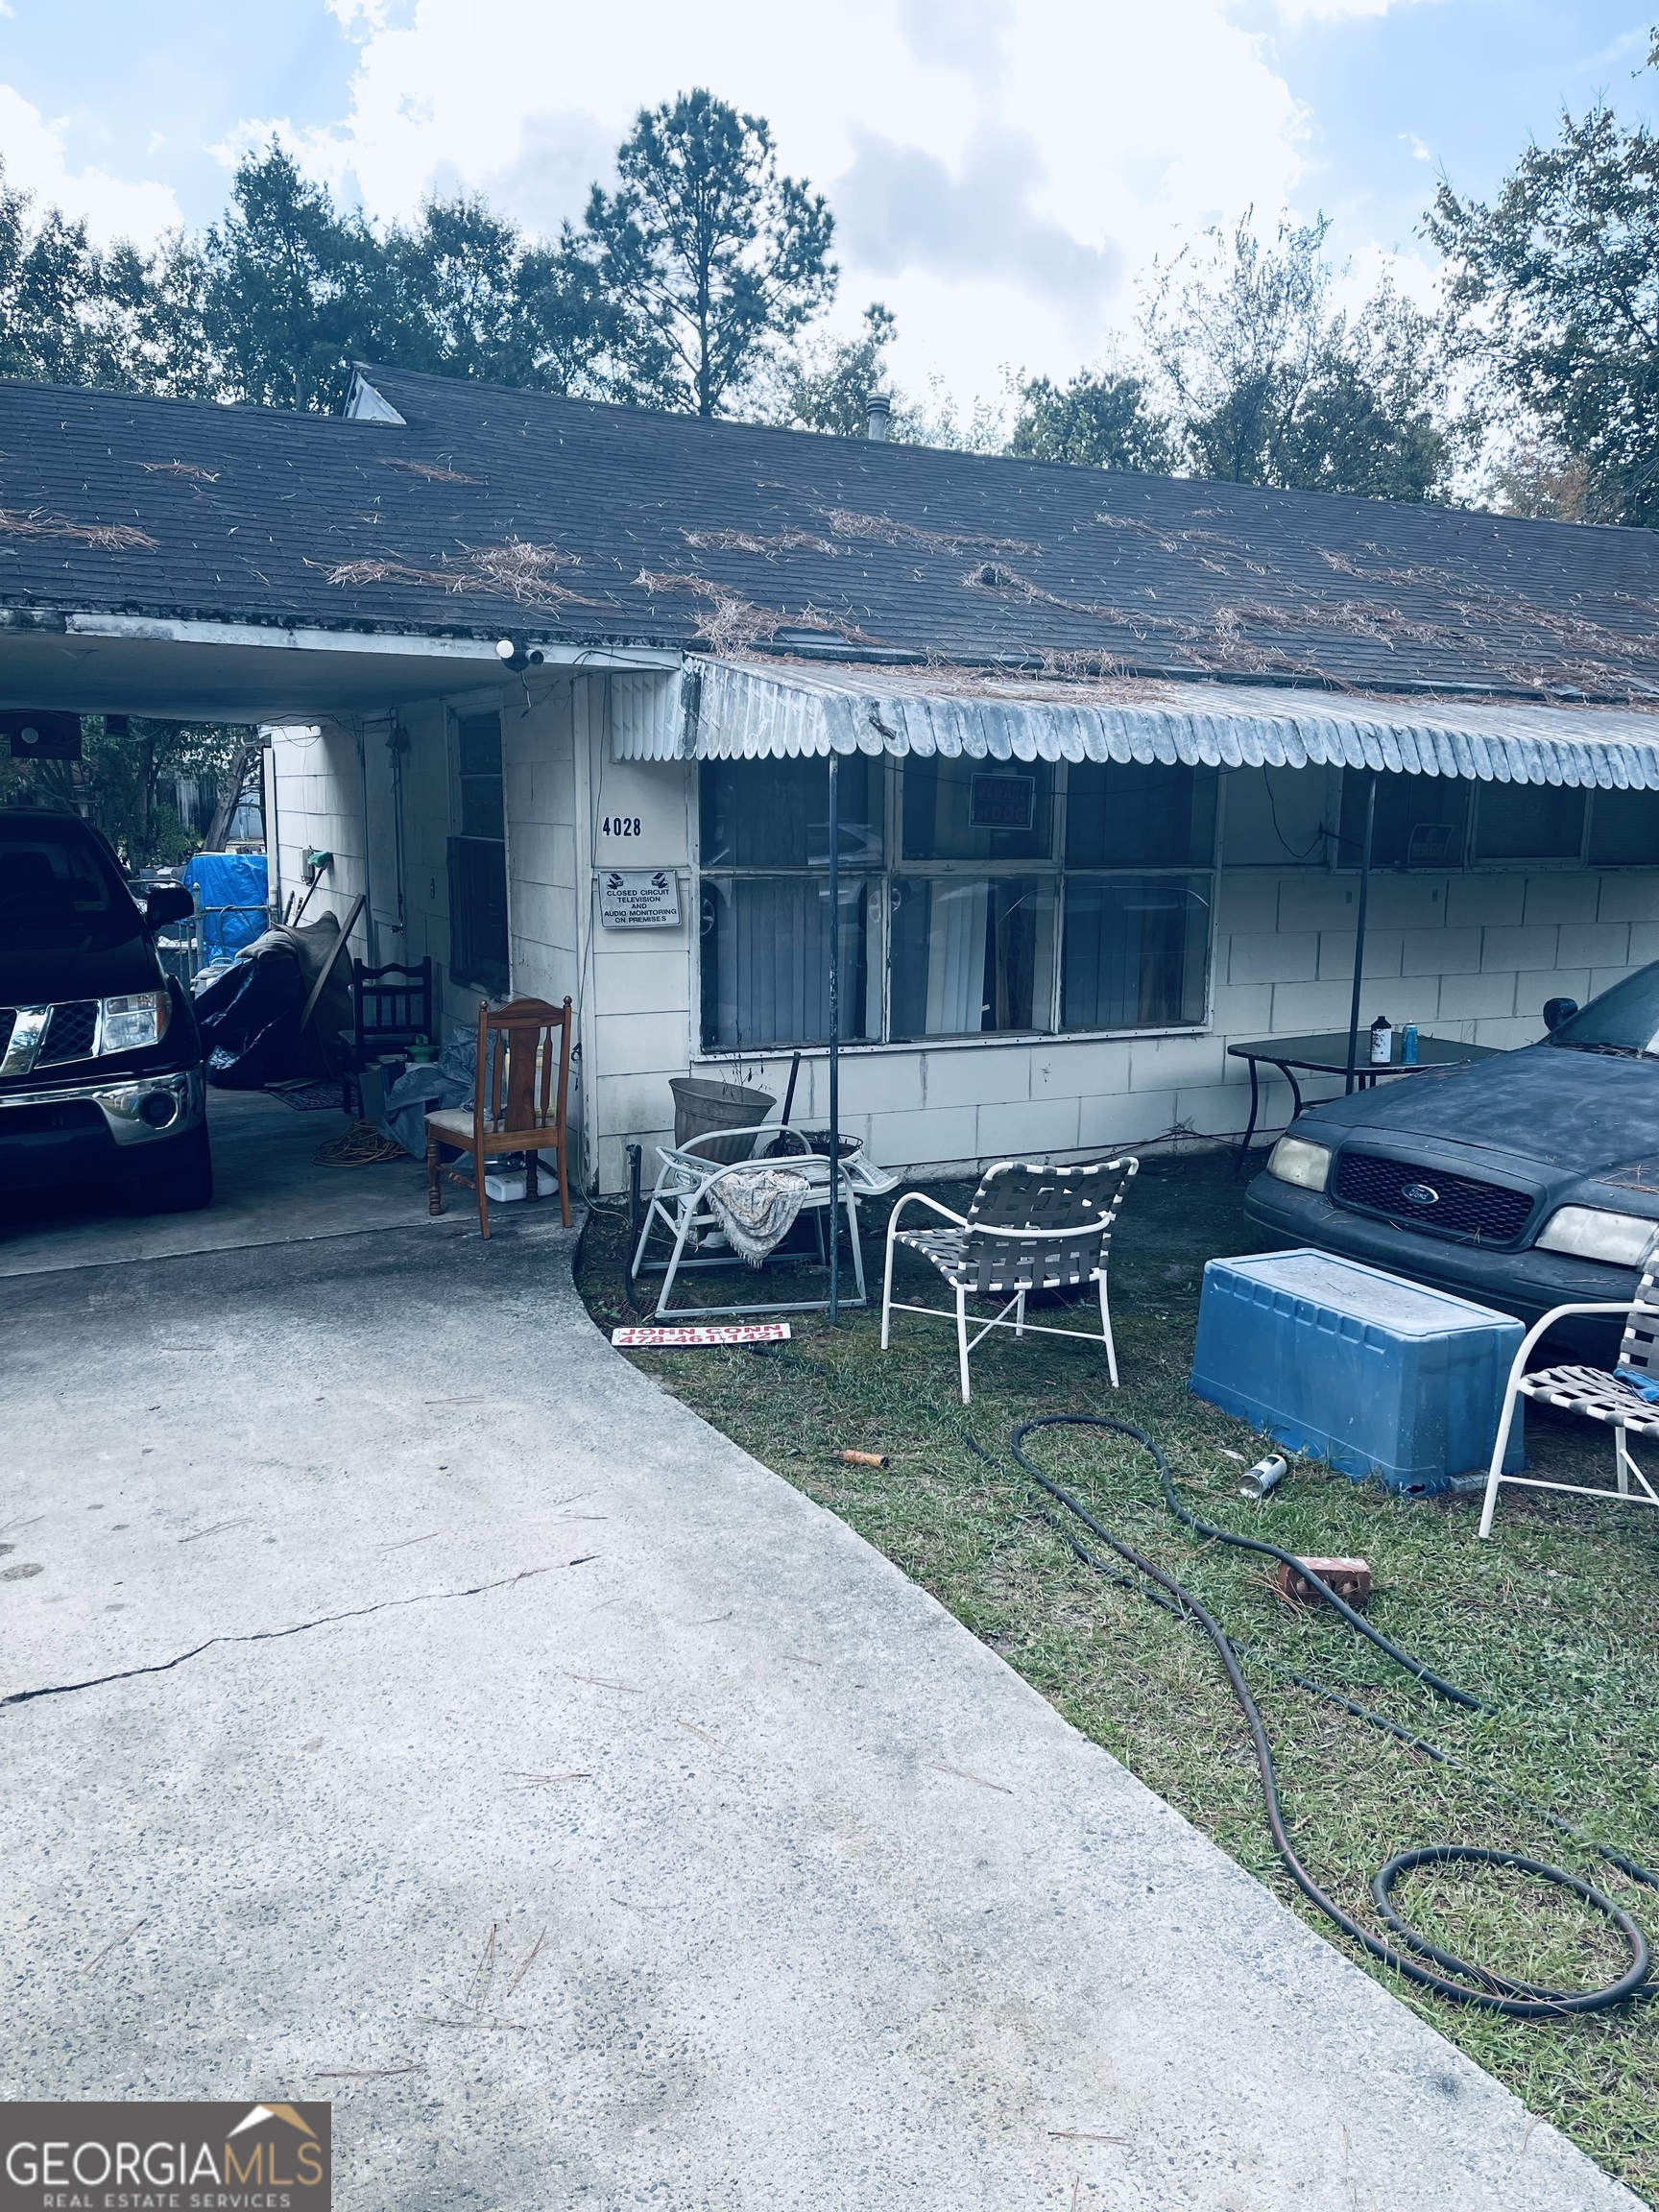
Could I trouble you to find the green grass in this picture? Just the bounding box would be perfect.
[579,1148,1659,2201]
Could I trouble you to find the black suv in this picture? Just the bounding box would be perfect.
[0,806,212,1212]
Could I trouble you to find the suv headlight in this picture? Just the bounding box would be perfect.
[98,991,170,1055]
[1266,1136,1331,1192]
[1535,1206,1659,1267]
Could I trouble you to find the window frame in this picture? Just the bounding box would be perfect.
[694,755,1220,1057]
[447,703,512,996]
[1333,768,1652,874]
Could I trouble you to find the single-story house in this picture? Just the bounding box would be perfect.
[4,361,1659,1190]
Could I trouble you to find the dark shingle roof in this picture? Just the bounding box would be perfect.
[3,361,1659,702]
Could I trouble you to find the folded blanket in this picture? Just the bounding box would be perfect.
[707,1164,810,1266]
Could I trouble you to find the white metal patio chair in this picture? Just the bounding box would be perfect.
[881,1156,1140,1404]
[631,1121,899,1321]
[1479,1248,1659,1539]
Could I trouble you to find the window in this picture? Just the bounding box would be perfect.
[1337,774,1472,870]
[1473,781,1586,863]
[698,757,878,1050]
[697,756,1218,1050]
[1590,787,1659,867]
[449,710,509,994]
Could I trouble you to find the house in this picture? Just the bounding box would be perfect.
[3,361,1658,1191]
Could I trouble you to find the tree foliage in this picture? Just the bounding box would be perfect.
[1142,213,1454,500]
[0,719,254,870]
[1008,368,1174,473]
[1427,103,1659,525]
[578,89,836,417]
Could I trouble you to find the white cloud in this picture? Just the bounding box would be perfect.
[0,84,181,245]
[231,0,1311,407]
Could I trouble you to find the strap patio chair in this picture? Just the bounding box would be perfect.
[1479,1248,1659,1538]
[425,996,572,1237]
[630,1121,898,1321]
[881,1156,1140,1404]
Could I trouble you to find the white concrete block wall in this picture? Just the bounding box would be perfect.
[276,709,1659,1192]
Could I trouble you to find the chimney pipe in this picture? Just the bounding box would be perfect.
[865,392,891,443]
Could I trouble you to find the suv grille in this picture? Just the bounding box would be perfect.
[1334,1150,1534,1245]
[0,1009,12,1060]
[36,1000,100,1066]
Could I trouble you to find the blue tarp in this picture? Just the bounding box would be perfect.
[183,852,268,958]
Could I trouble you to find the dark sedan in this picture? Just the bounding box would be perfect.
[1244,964,1659,1342]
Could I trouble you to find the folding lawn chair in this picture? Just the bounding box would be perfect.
[1479,1245,1659,1538]
[880,1156,1139,1404]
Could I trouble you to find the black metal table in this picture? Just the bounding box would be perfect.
[1228,1031,1502,1173]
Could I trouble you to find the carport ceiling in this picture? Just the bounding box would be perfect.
[0,623,594,723]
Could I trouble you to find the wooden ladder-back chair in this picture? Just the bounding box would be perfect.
[425,997,572,1237]
[881,1156,1139,1403]
[339,954,434,1116]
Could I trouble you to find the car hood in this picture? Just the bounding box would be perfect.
[0,930,160,1006]
[1297,1044,1659,1178]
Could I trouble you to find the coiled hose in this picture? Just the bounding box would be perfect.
[1005,1413,1655,2019]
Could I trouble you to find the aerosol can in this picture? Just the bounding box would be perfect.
[1239,1453,1289,1501]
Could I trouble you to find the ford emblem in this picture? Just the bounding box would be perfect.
[1401,1182,1440,1206]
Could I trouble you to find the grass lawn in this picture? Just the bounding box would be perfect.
[578,1145,1659,2202]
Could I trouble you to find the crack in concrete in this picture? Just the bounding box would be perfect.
[2,1562,589,1710]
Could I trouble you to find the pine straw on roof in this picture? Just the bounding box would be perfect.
[317,538,599,610]
[378,457,482,485]
[0,507,157,550]
[635,570,878,654]
[136,461,220,483]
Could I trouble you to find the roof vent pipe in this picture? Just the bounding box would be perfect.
[865,392,891,443]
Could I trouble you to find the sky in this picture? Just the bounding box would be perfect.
[1,0,1654,410]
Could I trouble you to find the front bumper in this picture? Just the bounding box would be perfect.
[0,1067,205,1183]
[1243,1172,1640,1334]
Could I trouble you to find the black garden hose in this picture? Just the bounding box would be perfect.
[1005,1413,1654,2019]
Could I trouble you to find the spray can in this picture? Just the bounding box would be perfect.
[1240,1453,1289,1501]
[1369,1015,1393,1066]
[1402,1022,1419,1066]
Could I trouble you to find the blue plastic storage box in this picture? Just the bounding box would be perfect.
[1190,1249,1525,1495]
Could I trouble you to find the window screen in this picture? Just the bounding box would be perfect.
[449,711,508,993]
[1589,787,1659,867]
[1067,761,1217,868]
[1337,773,1471,870]
[1473,782,1586,863]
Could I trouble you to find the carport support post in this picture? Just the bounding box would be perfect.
[1344,769,1377,1095]
[828,750,841,1324]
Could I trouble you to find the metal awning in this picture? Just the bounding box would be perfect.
[612,656,1659,790]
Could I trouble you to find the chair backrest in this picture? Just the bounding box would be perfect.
[1618,1243,1659,1380]
[958,1157,1139,1294]
[352,956,434,1056]
[473,996,572,1139]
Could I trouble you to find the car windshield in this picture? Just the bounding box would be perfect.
[0,818,138,952]
[1548,962,1659,1059]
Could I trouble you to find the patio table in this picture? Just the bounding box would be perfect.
[1228,1030,1501,1174]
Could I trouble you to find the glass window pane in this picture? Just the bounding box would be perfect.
[1589,787,1659,866]
[1067,761,1217,867]
[699,756,879,869]
[890,876,1055,1039]
[699,876,871,1051]
[1062,875,1211,1030]
[1473,782,1586,862]
[1338,772,1471,870]
[902,757,1053,861]
[457,712,502,779]
[460,773,504,840]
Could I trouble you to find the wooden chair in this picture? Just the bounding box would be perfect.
[425,997,572,1237]
[338,954,434,1116]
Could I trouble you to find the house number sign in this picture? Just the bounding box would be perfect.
[599,868,681,927]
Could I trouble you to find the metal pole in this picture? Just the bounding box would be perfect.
[1345,770,1377,1095]
[827,752,841,1323]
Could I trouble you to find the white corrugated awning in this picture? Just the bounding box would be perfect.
[611,656,1659,790]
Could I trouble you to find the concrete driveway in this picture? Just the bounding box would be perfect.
[0,1122,1641,2210]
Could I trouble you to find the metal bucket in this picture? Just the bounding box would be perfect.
[670,1077,776,1166]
